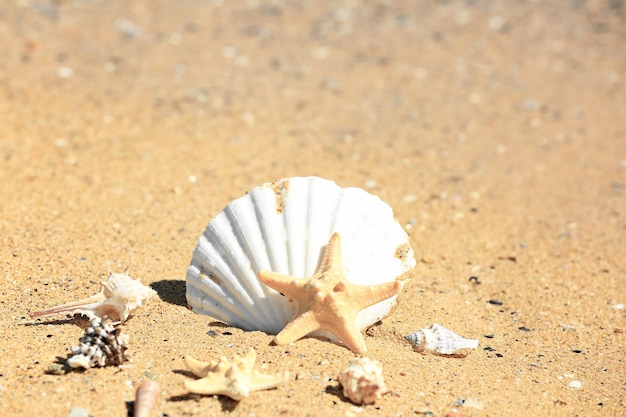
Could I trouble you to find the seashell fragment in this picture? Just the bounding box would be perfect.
[66,318,130,369]
[337,357,388,405]
[186,176,415,342]
[30,268,157,322]
[182,348,288,401]
[404,323,478,357]
[134,380,160,417]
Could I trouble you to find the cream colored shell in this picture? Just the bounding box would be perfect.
[29,269,157,322]
[186,176,415,335]
[337,357,388,405]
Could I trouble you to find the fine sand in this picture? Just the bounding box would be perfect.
[1,1,625,416]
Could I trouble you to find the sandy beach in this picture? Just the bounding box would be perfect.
[1,1,625,416]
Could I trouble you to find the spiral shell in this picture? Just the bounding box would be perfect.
[66,318,130,369]
[337,357,388,405]
[404,323,478,357]
[186,176,415,335]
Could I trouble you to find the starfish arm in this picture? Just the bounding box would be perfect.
[258,270,306,297]
[333,328,368,355]
[240,348,256,372]
[184,374,233,397]
[350,280,402,310]
[322,313,369,354]
[315,232,343,274]
[274,310,321,345]
[249,371,289,391]
[184,356,213,377]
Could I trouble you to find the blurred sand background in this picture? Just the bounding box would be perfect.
[1,0,625,416]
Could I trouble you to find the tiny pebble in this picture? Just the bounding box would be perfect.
[468,276,481,284]
[567,380,583,389]
[518,326,531,332]
[57,66,74,78]
[484,334,494,338]
[47,363,67,375]
[69,407,88,417]
[462,397,484,410]
[402,194,417,203]
[488,16,505,31]
[413,405,434,415]
[488,299,503,305]
[364,179,377,188]
[54,138,69,147]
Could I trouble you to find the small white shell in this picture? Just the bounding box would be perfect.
[404,323,479,357]
[337,358,388,405]
[30,269,157,322]
[186,176,415,336]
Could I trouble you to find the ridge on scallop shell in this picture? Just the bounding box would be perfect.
[186,176,416,336]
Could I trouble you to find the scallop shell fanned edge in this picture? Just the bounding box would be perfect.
[186,176,416,335]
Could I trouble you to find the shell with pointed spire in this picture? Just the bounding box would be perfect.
[186,176,416,336]
[404,323,479,357]
[29,269,157,322]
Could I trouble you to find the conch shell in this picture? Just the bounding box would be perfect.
[29,269,157,322]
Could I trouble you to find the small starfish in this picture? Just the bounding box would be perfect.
[183,348,288,401]
[258,232,402,354]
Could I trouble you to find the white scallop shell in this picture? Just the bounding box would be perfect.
[337,357,388,405]
[404,323,479,357]
[186,176,415,335]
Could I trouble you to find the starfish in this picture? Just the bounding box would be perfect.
[258,232,402,354]
[183,348,288,401]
